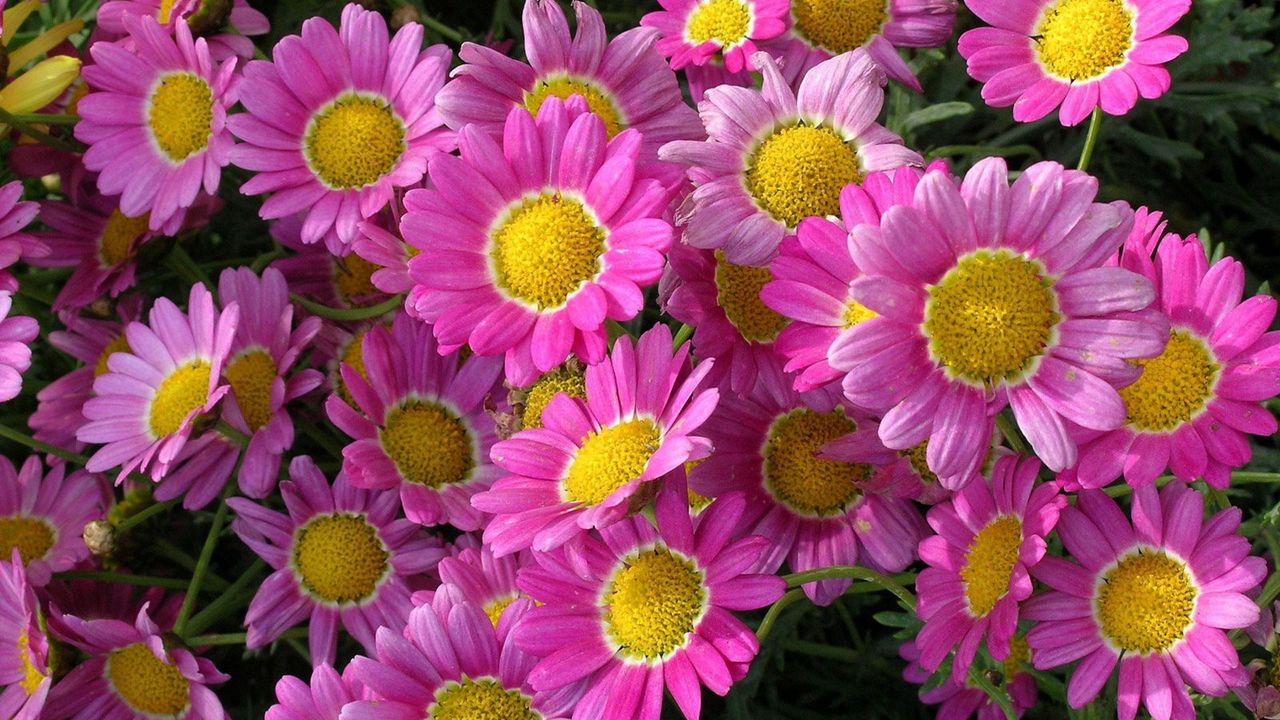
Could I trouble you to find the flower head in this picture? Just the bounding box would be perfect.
[96,0,270,62]
[641,0,788,73]
[0,552,48,720]
[0,456,104,585]
[900,636,1038,719]
[0,180,44,293]
[0,292,37,404]
[265,663,364,720]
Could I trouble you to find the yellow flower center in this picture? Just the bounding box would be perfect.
[292,513,389,604]
[99,209,150,267]
[763,408,867,517]
[148,360,211,438]
[304,94,406,190]
[157,0,178,23]
[335,329,371,407]
[562,419,662,506]
[1095,549,1197,655]
[333,253,381,306]
[0,516,56,566]
[490,193,605,311]
[715,251,789,342]
[379,401,476,489]
[106,643,190,716]
[224,349,277,433]
[147,72,213,163]
[1119,330,1219,433]
[522,365,587,429]
[16,628,44,696]
[428,677,540,720]
[686,0,752,47]
[483,596,517,627]
[1002,635,1030,681]
[603,546,706,661]
[791,0,888,53]
[1036,0,1134,81]
[901,440,938,486]
[746,124,862,230]
[842,300,878,329]
[960,516,1023,617]
[524,77,624,138]
[924,250,1059,386]
[95,334,132,378]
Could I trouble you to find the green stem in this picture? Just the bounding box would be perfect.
[4,113,79,125]
[290,293,403,322]
[783,566,917,611]
[756,588,806,643]
[421,13,464,43]
[186,628,308,647]
[52,571,193,591]
[1228,472,1280,484]
[183,559,267,638]
[173,482,236,637]
[672,323,694,349]
[115,498,180,532]
[995,412,1029,456]
[1076,108,1104,173]
[0,424,91,465]
[783,639,862,664]
[168,244,212,289]
[298,421,347,461]
[215,421,251,447]
[968,665,1018,720]
[0,107,83,153]
[152,540,231,592]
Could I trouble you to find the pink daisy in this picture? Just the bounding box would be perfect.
[1025,481,1265,720]
[0,292,38,404]
[75,15,237,231]
[426,542,531,626]
[325,313,504,531]
[227,455,447,665]
[513,480,785,720]
[43,604,228,720]
[269,214,392,311]
[769,0,958,92]
[683,61,753,103]
[1066,211,1280,490]
[229,4,454,251]
[660,49,922,266]
[0,456,104,585]
[472,324,719,555]
[352,218,415,297]
[0,552,49,720]
[660,241,790,397]
[96,0,270,62]
[689,368,927,605]
[266,663,365,720]
[77,283,239,483]
[0,180,43,293]
[760,164,930,393]
[343,590,582,720]
[402,98,675,386]
[900,636,1038,719]
[827,158,1168,483]
[434,0,702,166]
[958,0,1191,125]
[914,453,1063,681]
[640,0,788,73]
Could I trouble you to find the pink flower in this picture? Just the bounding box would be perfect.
[0,552,48,720]
[0,456,104,585]
[641,0,788,73]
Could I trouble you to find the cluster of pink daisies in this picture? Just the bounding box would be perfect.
[0,0,1275,718]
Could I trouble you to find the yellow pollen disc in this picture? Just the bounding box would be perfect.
[563,419,662,506]
[1119,330,1219,433]
[746,124,861,230]
[1036,0,1134,81]
[490,193,605,310]
[1002,636,1030,681]
[157,0,178,23]
[901,441,939,486]
[17,629,44,696]
[484,596,517,627]
[95,334,132,378]
[98,209,150,267]
[292,513,389,604]
[106,643,190,716]
[148,360,211,438]
[524,77,624,138]
[523,365,587,429]
[1095,549,1196,654]
[960,516,1023,617]
[603,546,706,661]
[379,401,476,488]
[685,458,713,512]
[304,94,406,190]
[335,329,371,407]
[924,250,1059,386]
[333,254,381,306]
[225,350,278,433]
[842,300,878,329]
[763,408,867,517]
[686,0,752,47]
[715,251,789,342]
[0,516,55,566]
[428,677,539,720]
[147,72,213,163]
[792,0,889,53]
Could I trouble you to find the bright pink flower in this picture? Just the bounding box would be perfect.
[0,552,48,720]
[0,456,104,585]
[96,0,270,62]
[641,0,788,73]
[265,664,365,720]
[0,180,44,293]
[0,292,38,404]
[900,637,1038,719]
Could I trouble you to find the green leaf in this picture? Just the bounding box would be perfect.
[901,102,974,133]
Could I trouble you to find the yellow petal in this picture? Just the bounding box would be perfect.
[6,19,85,76]
[0,55,81,114]
[1,0,42,46]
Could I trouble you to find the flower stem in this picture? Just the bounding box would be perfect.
[995,411,1029,457]
[114,497,180,531]
[52,570,193,591]
[290,293,403,322]
[756,588,806,643]
[5,113,79,125]
[0,107,83,153]
[783,566,917,611]
[968,665,1017,720]
[420,13,464,43]
[0,424,91,465]
[173,481,237,637]
[672,323,694,349]
[186,628,308,647]
[1076,107,1104,173]
[183,559,267,638]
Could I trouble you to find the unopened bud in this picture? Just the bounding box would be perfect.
[391,5,421,29]
[83,520,116,556]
